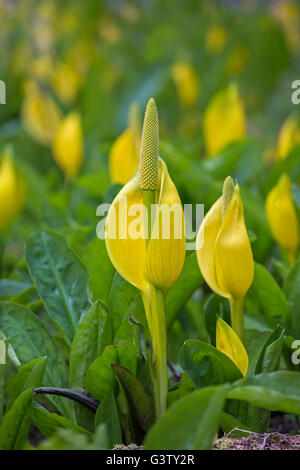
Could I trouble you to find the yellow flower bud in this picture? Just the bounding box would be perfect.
[265,174,299,262]
[216,317,248,376]
[205,26,228,53]
[196,176,254,300]
[277,115,300,160]
[171,61,198,108]
[203,84,246,157]
[0,147,26,230]
[109,103,141,185]
[52,112,83,180]
[21,81,61,146]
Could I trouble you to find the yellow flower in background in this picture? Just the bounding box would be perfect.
[105,98,185,419]
[0,147,26,230]
[277,115,300,160]
[109,103,141,185]
[196,176,254,339]
[22,81,61,146]
[171,61,198,108]
[50,61,82,104]
[216,317,248,376]
[271,0,300,50]
[203,84,246,157]
[265,174,299,264]
[205,26,228,53]
[52,112,83,180]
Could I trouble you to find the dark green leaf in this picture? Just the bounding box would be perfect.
[25,230,90,345]
[179,340,242,389]
[144,385,228,450]
[95,392,122,448]
[30,406,92,438]
[84,346,118,401]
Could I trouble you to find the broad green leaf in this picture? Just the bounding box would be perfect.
[229,371,300,414]
[7,356,47,410]
[84,345,118,401]
[95,392,122,448]
[244,329,271,376]
[247,263,289,322]
[284,261,300,338]
[83,238,115,305]
[179,340,242,389]
[112,364,150,444]
[69,301,107,388]
[0,387,34,450]
[25,230,90,345]
[167,372,195,408]
[37,424,108,450]
[255,324,285,374]
[0,302,72,419]
[30,406,92,438]
[166,252,203,328]
[144,385,228,450]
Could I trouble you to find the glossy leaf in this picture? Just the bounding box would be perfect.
[179,339,242,389]
[144,385,228,450]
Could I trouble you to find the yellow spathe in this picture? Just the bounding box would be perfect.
[277,115,300,160]
[171,61,198,108]
[52,112,83,179]
[203,84,246,157]
[216,317,248,376]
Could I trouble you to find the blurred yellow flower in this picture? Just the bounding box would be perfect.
[109,103,141,185]
[265,174,299,264]
[171,61,199,108]
[52,112,83,180]
[203,84,246,157]
[216,317,248,376]
[277,115,300,160]
[205,26,228,53]
[0,147,26,230]
[196,176,253,339]
[22,81,61,146]
[51,61,82,104]
[271,0,300,50]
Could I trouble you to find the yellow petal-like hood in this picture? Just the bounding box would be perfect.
[216,317,248,376]
[171,61,198,108]
[52,112,83,179]
[0,148,26,230]
[265,174,299,256]
[277,115,300,160]
[109,129,138,185]
[214,186,254,299]
[105,159,185,292]
[203,84,246,157]
[22,81,61,146]
[196,178,254,300]
[144,160,186,291]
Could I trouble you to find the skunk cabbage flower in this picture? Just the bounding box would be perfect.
[203,84,246,157]
[0,147,26,230]
[216,317,248,376]
[109,103,141,185]
[277,115,300,160]
[171,61,198,108]
[22,81,61,146]
[106,99,185,292]
[105,98,185,419]
[196,176,253,339]
[51,61,82,104]
[265,174,299,264]
[52,112,83,180]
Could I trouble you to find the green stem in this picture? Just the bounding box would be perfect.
[142,285,167,420]
[229,297,244,341]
